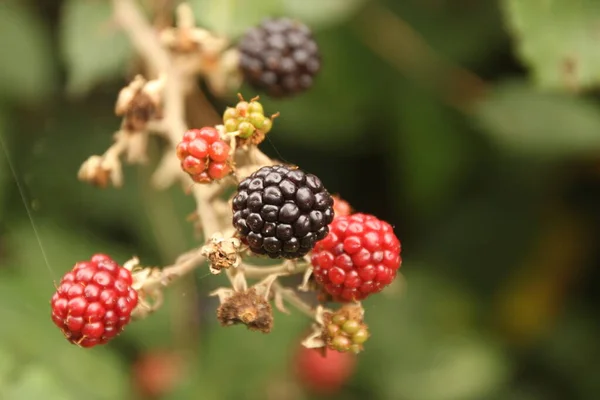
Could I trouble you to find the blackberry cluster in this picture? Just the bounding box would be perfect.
[238,18,321,98]
[232,165,334,259]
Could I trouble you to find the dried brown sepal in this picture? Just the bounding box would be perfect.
[201,233,242,274]
[216,288,274,333]
[123,91,159,131]
[115,75,164,132]
[78,155,123,188]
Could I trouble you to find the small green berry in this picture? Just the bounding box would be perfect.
[248,101,264,115]
[236,101,249,116]
[238,121,255,138]
[352,328,369,344]
[261,118,273,133]
[332,314,347,326]
[249,112,266,129]
[349,344,362,354]
[223,107,238,121]
[332,335,351,352]
[225,118,239,133]
[327,324,340,337]
[342,320,360,335]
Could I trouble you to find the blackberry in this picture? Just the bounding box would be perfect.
[232,165,334,259]
[238,18,321,98]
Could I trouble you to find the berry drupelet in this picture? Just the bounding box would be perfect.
[232,165,334,259]
[311,213,402,302]
[238,18,321,97]
[51,254,138,348]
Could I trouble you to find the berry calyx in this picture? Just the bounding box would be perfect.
[322,305,370,354]
[222,95,277,146]
[293,345,356,395]
[238,18,321,98]
[50,254,138,348]
[176,127,232,183]
[311,213,402,302]
[231,164,334,259]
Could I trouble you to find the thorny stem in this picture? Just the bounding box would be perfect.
[242,261,308,279]
[273,281,316,319]
[104,131,130,162]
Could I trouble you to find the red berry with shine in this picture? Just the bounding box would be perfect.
[293,346,356,395]
[176,127,232,183]
[50,254,138,348]
[311,213,401,302]
[208,162,230,180]
[198,126,220,143]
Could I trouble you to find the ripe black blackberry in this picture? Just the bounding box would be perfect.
[238,18,321,98]
[232,165,334,259]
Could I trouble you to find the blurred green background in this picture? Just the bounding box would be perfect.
[2,0,600,399]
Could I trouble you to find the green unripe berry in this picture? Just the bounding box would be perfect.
[327,323,340,337]
[261,118,273,133]
[331,335,351,352]
[223,107,238,121]
[238,121,255,139]
[225,118,239,133]
[248,101,264,115]
[352,328,369,344]
[342,320,361,335]
[249,112,266,129]
[332,314,347,326]
[350,344,362,354]
[236,101,249,116]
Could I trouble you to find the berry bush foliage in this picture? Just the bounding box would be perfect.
[58,0,403,359]
[11,0,600,398]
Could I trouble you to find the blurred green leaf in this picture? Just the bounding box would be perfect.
[389,0,505,65]
[394,84,472,218]
[60,0,131,95]
[0,111,9,214]
[2,364,74,400]
[282,0,365,30]
[502,0,600,90]
[473,81,600,156]
[183,309,307,399]
[257,27,387,149]
[0,346,15,390]
[190,0,284,37]
[359,270,510,400]
[0,2,55,101]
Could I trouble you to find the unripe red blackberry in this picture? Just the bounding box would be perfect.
[232,165,334,259]
[238,18,321,98]
[176,127,232,183]
[293,345,356,395]
[50,254,138,348]
[311,213,402,302]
